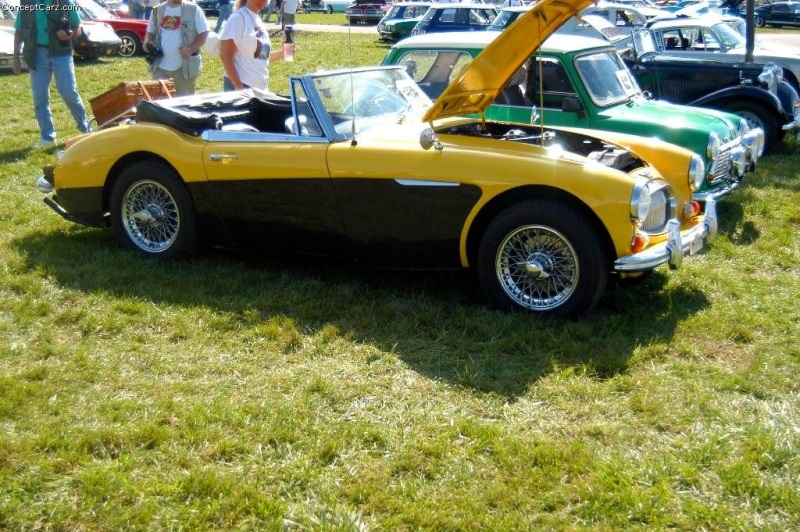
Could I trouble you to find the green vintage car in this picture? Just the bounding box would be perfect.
[377,2,432,42]
[383,31,764,201]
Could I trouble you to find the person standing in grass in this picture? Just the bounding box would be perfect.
[220,0,288,91]
[143,0,209,96]
[11,0,91,149]
[215,0,232,33]
[281,0,296,29]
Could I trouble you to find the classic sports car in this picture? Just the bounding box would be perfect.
[75,0,149,57]
[753,1,800,28]
[383,31,764,201]
[36,0,719,317]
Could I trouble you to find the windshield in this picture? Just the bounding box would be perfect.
[574,50,641,107]
[711,21,744,49]
[312,68,432,136]
[75,0,114,19]
[488,10,521,30]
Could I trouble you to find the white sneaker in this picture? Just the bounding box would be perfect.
[33,139,57,149]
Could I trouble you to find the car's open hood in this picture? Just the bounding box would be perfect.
[422,0,596,122]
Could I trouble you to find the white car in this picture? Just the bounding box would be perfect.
[0,26,26,71]
[645,16,800,93]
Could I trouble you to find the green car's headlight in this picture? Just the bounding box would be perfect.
[689,153,705,191]
[707,131,721,161]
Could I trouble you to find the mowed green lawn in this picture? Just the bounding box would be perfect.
[0,30,799,529]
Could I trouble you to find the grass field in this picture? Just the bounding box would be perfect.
[0,30,799,529]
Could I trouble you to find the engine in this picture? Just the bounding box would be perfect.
[439,122,645,173]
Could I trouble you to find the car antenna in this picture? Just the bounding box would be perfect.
[348,19,358,146]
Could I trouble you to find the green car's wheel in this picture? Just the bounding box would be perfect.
[729,102,778,151]
[478,200,609,317]
[110,161,198,258]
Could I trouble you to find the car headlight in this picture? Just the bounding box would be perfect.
[758,67,776,94]
[707,131,721,161]
[689,153,705,191]
[630,179,652,223]
[738,118,749,137]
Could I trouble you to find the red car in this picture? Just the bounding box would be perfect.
[76,0,149,57]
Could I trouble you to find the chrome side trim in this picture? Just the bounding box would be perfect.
[201,130,330,143]
[394,179,460,187]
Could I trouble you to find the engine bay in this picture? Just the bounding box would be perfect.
[439,122,646,173]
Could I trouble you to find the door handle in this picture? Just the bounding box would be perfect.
[209,153,239,162]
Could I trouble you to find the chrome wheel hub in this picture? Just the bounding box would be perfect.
[121,180,179,253]
[497,225,579,311]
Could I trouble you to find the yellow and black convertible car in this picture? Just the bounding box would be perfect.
[36,0,719,317]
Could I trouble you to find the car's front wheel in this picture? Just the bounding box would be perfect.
[477,200,609,318]
[110,161,198,258]
[728,102,778,151]
[755,15,765,28]
[117,31,142,57]
[326,5,333,13]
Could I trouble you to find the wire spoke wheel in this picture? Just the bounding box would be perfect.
[478,200,608,317]
[111,161,197,258]
[496,225,579,311]
[121,180,180,253]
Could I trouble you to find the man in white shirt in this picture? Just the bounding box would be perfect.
[144,0,209,95]
[281,0,297,29]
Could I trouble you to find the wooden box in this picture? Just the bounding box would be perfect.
[90,80,176,128]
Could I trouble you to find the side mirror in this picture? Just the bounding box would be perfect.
[420,127,443,151]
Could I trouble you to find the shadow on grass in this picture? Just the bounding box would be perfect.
[14,228,710,400]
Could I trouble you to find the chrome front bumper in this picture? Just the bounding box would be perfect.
[614,198,718,272]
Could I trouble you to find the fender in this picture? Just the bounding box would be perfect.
[689,85,783,119]
[776,80,800,119]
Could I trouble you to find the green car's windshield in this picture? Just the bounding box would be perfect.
[574,50,641,107]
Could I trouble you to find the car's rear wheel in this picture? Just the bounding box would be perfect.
[728,102,778,151]
[110,161,198,258]
[755,15,765,28]
[326,5,333,13]
[117,31,142,57]
[477,200,609,318]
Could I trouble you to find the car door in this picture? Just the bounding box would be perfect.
[202,87,350,258]
[325,142,483,269]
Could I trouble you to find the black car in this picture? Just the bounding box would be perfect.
[196,0,221,17]
[624,29,799,150]
[411,3,498,35]
[753,1,800,28]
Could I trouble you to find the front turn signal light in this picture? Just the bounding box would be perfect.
[631,230,650,253]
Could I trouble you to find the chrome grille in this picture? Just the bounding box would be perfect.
[709,145,732,183]
[642,187,670,233]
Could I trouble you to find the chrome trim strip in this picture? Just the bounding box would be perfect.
[201,130,330,143]
[394,179,460,187]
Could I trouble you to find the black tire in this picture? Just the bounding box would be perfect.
[110,161,198,258]
[755,16,765,28]
[326,5,333,14]
[117,31,142,57]
[477,200,609,318]
[727,102,778,151]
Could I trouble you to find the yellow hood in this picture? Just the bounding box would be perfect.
[422,0,596,123]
